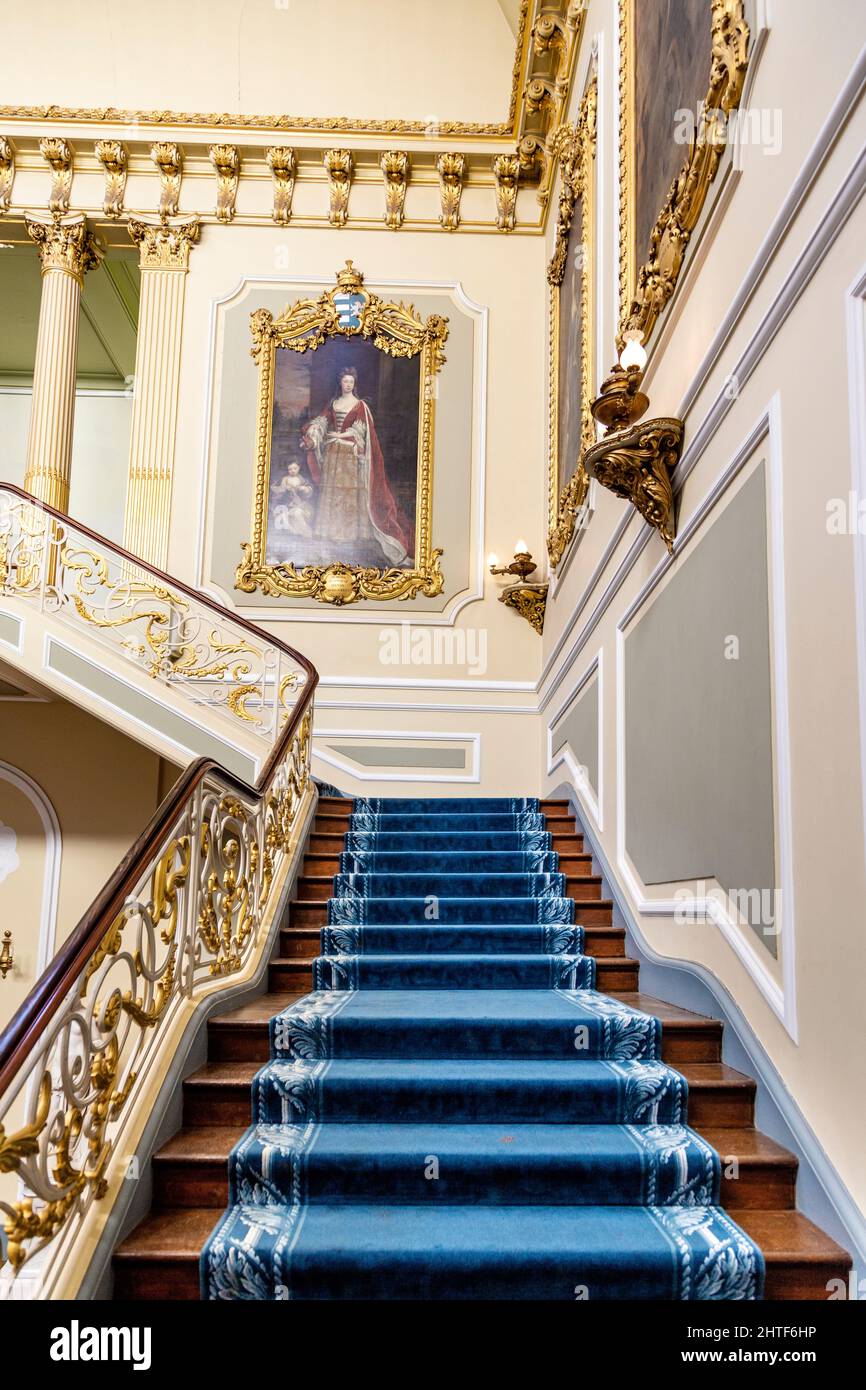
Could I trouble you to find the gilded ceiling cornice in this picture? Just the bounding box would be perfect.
[0,4,586,235]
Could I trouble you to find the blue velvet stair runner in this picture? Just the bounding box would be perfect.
[201,797,764,1300]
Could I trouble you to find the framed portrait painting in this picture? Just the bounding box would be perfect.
[236,262,449,605]
[547,70,597,570]
[619,0,750,346]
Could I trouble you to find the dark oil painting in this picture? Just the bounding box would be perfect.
[634,0,710,264]
[557,193,586,491]
[265,336,421,571]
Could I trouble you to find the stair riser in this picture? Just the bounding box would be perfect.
[152,1156,794,1213]
[114,1253,849,1302]
[154,1165,229,1209]
[114,1264,200,1302]
[186,1074,751,1127]
[763,1263,852,1301]
[303,854,596,877]
[207,1021,720,1065]
[687,1086,755,1128]
[296,876,602,901]
[268,958,639,992]
[313,814,579,834]
[307,833,587,856]
[184,1086,253,1126]
[288,901,613,928]
[721,1168,797,1211]
[278,926,626,958]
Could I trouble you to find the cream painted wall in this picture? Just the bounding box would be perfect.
[0,697,173,1027]
[0,774,48,1030]
[0,389,132,545]
[541,0,866,1227]
[3,0,517,124]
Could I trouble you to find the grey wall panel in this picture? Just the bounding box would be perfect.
[0,611,22,649]
[624,464,777,956]
[551,671,599,794]
[328,743,467,769]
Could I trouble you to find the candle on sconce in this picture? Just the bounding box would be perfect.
[515,538,528,554]
[487,552,498,569]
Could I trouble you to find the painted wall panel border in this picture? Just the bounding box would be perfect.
[847,261,866,877]
[197,275,488,626]
[313,728,481,784]
[0,760,61,974]
[613,399,797,1039]
[547,648,603,830]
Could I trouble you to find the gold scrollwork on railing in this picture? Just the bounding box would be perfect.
[0,703,313,1279]
[0,489,307,739]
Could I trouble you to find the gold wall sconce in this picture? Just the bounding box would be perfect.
[489,541,548,635]
[0,929,13,979]
[583,333,684,553]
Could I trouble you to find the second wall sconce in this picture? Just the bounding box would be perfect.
[489,541,548,635]
[582,333,684,553]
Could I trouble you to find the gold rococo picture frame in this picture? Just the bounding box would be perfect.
[235,261,449,606]
[547,71,598,571]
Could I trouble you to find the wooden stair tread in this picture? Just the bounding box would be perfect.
[115,1207,221,1260]
[186,1059,747,1089]
[186,1060,260,1085]
[155,1127,243,1163]
[608,992,717,1026]
[697,1127,797,1164]
[152,1121,794,1170]
[678,1062,754,1087]
[735,1210,850,1264]
[115,1205,849,1269]
[209,992,302,1026]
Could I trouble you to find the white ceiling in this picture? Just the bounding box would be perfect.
[3,0,521,126]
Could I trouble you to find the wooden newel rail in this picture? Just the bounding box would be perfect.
[0,483,318,1096]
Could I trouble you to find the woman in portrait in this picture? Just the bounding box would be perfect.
[300,366,413,567]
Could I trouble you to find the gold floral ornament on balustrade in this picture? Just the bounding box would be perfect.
[236,261,449,606]
[54,541,284,726]
[0,835,190,1271]
[0,706,313,1277]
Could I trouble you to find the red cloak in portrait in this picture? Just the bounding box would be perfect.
[304,399,414,561]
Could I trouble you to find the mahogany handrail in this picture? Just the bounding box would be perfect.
[0,484,319,1095]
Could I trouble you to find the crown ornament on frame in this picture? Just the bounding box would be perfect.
[236,261,449,606]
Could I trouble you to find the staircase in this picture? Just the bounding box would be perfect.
[113,797,851,1300]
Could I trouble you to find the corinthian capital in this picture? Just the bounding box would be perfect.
[127,216,201,270]
[25,215,104,284]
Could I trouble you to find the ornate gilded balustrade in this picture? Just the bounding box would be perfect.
[0,489,318,1297]
[0,485,306,744]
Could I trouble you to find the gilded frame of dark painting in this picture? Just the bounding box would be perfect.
[618,0,750,346]
[235,261,449,605]
[547,71,597,570]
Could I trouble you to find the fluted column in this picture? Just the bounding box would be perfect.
[123,217,200,568]
[24,216,103,511]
